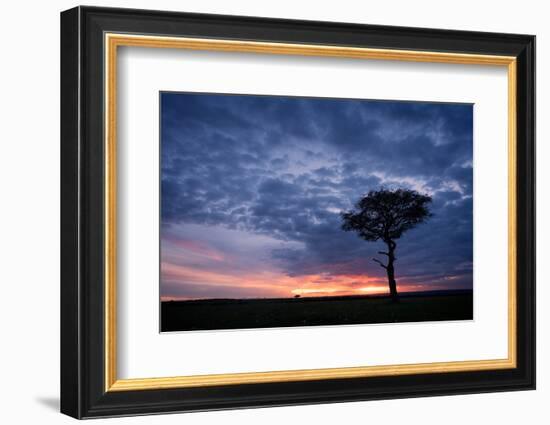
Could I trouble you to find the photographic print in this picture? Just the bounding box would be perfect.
[160,92,473,332]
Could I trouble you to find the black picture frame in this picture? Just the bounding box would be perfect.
[61,5,535,419]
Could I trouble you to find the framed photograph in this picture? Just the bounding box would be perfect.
[60,6,535,419]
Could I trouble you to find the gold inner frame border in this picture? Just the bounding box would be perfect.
[104,33,517,392]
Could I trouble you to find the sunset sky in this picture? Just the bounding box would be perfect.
[160,93,473,300]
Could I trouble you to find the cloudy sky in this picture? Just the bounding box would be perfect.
[160,92,473,300]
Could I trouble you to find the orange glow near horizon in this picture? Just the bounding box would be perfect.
[161,260,439,301]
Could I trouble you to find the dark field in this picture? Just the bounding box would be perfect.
[161,290,473,332]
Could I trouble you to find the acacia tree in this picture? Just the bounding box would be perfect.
[341,188,432,302]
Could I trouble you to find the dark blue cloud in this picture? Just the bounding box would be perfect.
[161,92,473,288]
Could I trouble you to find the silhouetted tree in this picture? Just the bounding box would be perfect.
[341,189,432,302]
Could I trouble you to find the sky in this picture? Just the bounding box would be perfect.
[160,92,473,300]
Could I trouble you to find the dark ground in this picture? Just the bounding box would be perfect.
[160,290,473,332]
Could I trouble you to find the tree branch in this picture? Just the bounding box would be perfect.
[378,251,389,256]
[372,258,387,269]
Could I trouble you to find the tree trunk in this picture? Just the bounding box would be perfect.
[385,240,399,302]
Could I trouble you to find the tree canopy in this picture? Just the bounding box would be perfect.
[341,188,433,243]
